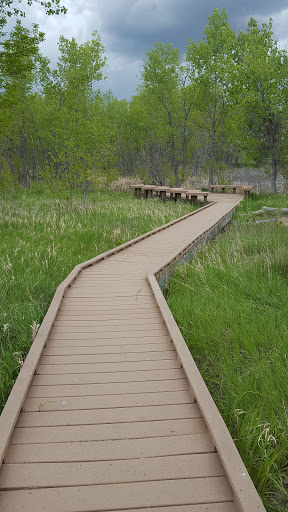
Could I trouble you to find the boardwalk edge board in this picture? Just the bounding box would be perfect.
[0,201,214,467]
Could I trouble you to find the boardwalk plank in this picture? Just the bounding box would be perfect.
[27,379,188,397]
[42,341,173,356]
[50,324,167,334]
[0,454,225,489]
[31,368,185,385]
[36,359,181,374]
[5,433,214,463]
[48,329,168,340]
[40,351,176,364]
[0,477,234,511]
[56,311,162,319]
[54,316,162,324]
[11,418,208,444]
[23,390,193,412]
[17,403,202,427]
[45,335,170,347]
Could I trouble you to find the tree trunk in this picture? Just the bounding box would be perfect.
[116,129,124,176]
[21,124,29,188]
[181,113,188,169]
[209,80,218,187]
[209,132,216,187]
[268,118,277,194]
[83,181,87,208]
[166,108,178,187]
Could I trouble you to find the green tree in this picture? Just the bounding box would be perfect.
[231,18,288,193]
[0,21,45,187]
[141,42,183,186]
[186,8,236,186]
[43,31,106,204]
[0,0,67,37]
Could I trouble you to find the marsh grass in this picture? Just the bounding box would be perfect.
[166,193,288,511]
[0,186,195,411]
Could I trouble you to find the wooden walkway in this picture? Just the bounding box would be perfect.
[0,195,265,511]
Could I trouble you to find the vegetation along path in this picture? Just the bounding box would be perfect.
[0,194,265,511]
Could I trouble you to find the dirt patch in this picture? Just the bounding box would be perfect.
[279,217,288,226]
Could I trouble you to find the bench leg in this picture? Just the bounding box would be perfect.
[190,196,197,205]
[175,192,181,202]
[221,187,225,193]
[232,188,236,194]
[203,196,207,205]
[160,191,166,201]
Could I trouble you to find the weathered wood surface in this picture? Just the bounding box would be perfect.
[0,194,265,512]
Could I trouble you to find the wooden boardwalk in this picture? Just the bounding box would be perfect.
[0,195,265,511]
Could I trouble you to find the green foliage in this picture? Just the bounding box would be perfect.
[0,0,67,21]
[140,43,183,186]
[1,7,288,201]
[186,8,236,185]
[229,18,288,193]
[0,0,67,37]
[0,156,15,194]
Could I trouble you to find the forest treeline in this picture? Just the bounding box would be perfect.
[0,7,288,196]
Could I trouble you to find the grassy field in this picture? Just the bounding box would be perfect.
[166,193,288,512]
[0,186,195,411]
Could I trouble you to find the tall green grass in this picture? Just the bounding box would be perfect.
[0,187,195,411]
[166,194,288,511]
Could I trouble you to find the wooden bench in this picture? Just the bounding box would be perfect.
[130,184,145,198]
[131,184,209,205]
[141,185,157,198]
[169,188,188,202]
[210,185,243,194]
[185,189,209,205]
[242,186,254,197]
[154,186,172,201]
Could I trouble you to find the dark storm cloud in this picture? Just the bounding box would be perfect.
[14,0,288,99]
[96,0,287,58]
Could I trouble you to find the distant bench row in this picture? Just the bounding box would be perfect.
[210,185,254,197]
[131,185,209,204]
[131,184,254,203]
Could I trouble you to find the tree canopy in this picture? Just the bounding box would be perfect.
[0,7,287,194]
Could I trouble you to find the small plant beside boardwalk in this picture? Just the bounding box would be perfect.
[166,194,288,512]
[0,187,195,412]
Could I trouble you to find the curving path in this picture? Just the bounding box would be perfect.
[0,194,265,511]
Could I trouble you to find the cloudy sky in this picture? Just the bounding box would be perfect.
[9,0,288,99]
